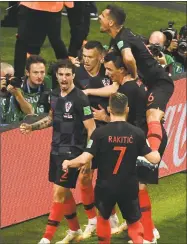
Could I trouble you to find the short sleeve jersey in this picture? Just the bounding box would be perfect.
[85,121,151,187]
[117,79,147,129]
[111,28,172,86]
[74,64,112,113]
[50,87,93,154]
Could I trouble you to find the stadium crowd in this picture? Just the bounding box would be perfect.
[0,2,186,244]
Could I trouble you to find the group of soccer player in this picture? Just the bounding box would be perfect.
[20,4,174,244]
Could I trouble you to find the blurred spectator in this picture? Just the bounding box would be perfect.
[66,2,91,58]
[1,1,19,27]
[164,25,187,74]
[148,31,175,75]
[89,2,98,20]
[14,55,52,121]
[0,62,33,125]
[14,2,73,78]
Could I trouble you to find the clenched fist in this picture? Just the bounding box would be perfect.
[20,123,32,134]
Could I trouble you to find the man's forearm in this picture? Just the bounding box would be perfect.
[31,115,52,131]
[14,92,34,115]
[87,84,118,97]
[125,59,137,79]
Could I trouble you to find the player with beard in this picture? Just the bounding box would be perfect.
[74,41,120,238]
[84,52,167,243]
[20,59,96,244]
[62,92,161,244]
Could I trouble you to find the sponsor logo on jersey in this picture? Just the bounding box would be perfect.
[83,106,92,116]
[65,101,72,112]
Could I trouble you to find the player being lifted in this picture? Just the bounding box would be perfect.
[98,4,173,152]
[62,92,161,244]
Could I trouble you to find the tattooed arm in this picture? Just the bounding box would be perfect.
[20,110,53,134]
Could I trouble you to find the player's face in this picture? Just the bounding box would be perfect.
[26,63,45,86]
[83,48,101,72]
[99,9,111,33]
[56,67,75,91]
[104,61,120,83]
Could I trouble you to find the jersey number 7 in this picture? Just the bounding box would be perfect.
[113,146,127,174]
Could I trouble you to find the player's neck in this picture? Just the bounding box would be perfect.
[85,63,101,77]
[61,84,75,97]
[110,25,123,38]
[120,74,134,84]
[110,114,126,122]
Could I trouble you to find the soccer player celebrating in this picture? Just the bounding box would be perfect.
[62,92,161,244]
[98,4,174,156]
[84,51,167,242]
[20,59,96,244]
[74,41,120,238]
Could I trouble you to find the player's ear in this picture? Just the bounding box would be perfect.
[25,69,29,77]
[119,67,124,74]
[72,73,75,79]
[109,19,114,27]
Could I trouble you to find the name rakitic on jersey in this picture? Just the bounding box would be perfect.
[108,136,133,144]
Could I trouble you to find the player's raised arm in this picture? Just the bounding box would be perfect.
[20,109,53,134]
[84,82,119,97]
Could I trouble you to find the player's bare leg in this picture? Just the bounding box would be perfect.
[146,108,164,151]
[39,185,82,244]
[79,166,97,239]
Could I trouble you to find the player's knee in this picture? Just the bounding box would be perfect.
[146,108,164,122]
[53,186,71,203]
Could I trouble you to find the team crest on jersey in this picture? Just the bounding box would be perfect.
[102,78,110,86]
[65,101,72,112]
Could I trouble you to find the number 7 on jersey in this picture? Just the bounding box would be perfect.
[113,146,127,174]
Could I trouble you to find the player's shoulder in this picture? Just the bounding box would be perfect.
[73,87,90,103]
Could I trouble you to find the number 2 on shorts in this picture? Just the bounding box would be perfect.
[113,146,127,174]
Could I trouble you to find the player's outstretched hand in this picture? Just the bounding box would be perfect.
[63,160,70,171]
[20,123,32,135]
[92,104,107,121]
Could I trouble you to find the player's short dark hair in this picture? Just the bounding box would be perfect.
[109,92,128,115]
[55,59,75,74]
[26,55,46,71]
[84,41,104,53]
[106,5,126,26]
[104,52,124,69]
